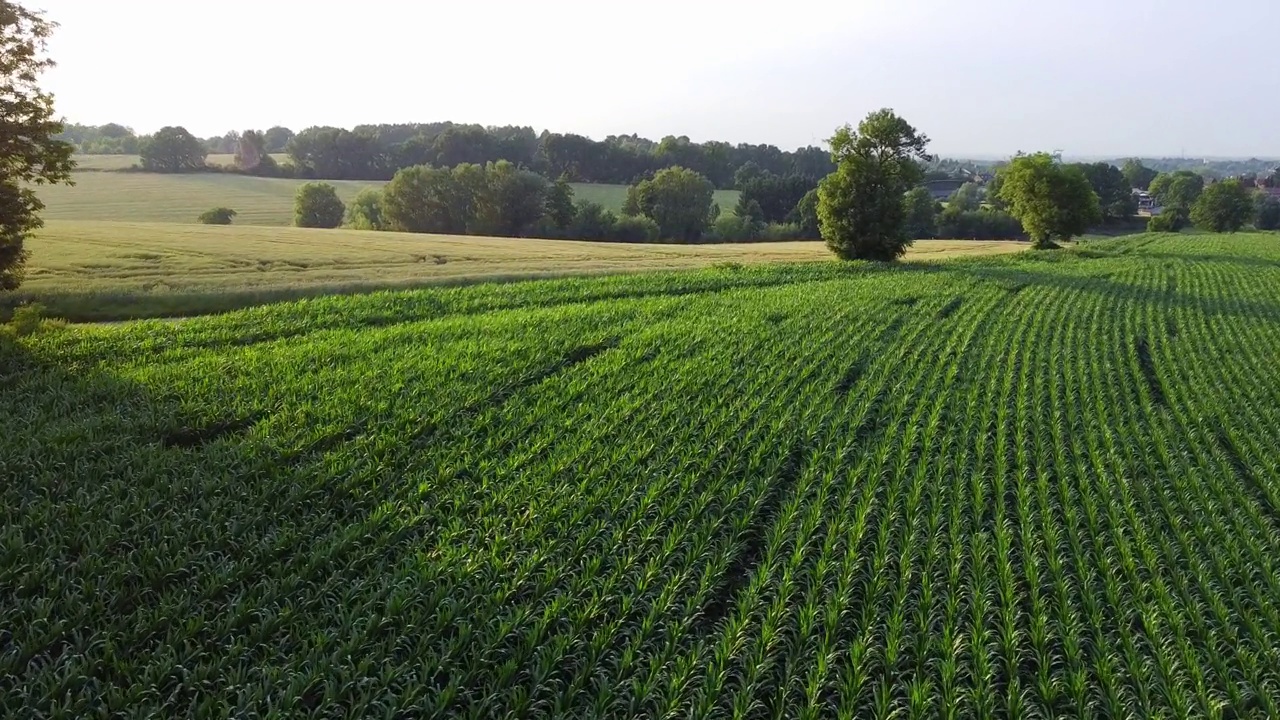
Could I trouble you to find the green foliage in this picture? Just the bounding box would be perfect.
[0,3,75,291]
[624,167,715,241]
[937,207,1024,240]
[293,182,345,229]
[562,200,615,241]
[1147,211,1186,233]
[140,126,207,173]
[474,161,549,237]
[903,187,938,239]
[1073,162,1136,221]
[996,153,1101,248]
[1190,180,1255,233]
[344,188,387,231]
[544,175,577,231]
[738,171,815,223]
[234,130,267,171]
[707,214,763,242]
[381,165,473,234]
[818,109,931,261]
[791,189,820,238]
[197,207,236,225]
[1121,158,1159,191]
[733,194,765,225]
[1256,194,1280,231]
[1149,171,1205,214]
[609,213,660,243]
[7,235,1280,717]
[946,182,983,212]
[262,126,294,153]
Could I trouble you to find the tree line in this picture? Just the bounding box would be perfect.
[59,122,836,190]
[283,162,823,245]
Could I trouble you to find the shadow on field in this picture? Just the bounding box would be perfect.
[0,336,460,715]
[945,263,1280,323]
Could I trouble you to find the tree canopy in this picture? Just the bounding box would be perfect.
[817,109,931,261]
[995,153,1101,249]
[1190,180,1255,233]
[1121,159,1159,191]
[0,1,74,291]
[293,182,345,229]
[1073,162,1135,221]
[623,167,716,242]
[140,126,206,173]
[1148,171,1205,219]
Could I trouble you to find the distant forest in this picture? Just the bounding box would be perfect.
[59,121,997,189]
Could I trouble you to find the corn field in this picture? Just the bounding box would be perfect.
[4,233,1280,718]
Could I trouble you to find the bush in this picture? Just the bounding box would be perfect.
[1257,195,1280,231]
[5,302,63,337]
[345,189,387,230]
[936,208,1024,240]
[565,201,616,241]
[294,182,346,229]
[197,207,237,225]
[706,215,763,243]
[760,222,805,242]
[1147,212,1186,233]
[610,214,660,243]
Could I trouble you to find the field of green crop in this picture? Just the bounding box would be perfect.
[45,158,741,225]
[5,233,1280,717]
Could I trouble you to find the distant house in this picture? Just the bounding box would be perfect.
[924,179,967,201]
[1134,189,1162,216]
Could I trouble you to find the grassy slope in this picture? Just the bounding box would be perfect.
[51,158,741,224]
[6,233,1280,716]
[14,219,1023,321]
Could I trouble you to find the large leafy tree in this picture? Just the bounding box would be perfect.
[817,109,931,261]
[1073,162,1135,221]
[140,126,207,172]
[623,166,715,242]
[1256,193,1280,231]
[1148,170,1205,220]
[1,1,74,291]
[474,161,549,237]
[1190,180,1254,233]
[293,182,345,229]
[995,153,1101,249]
[1121,158,1158,191]
[903,187,939,239]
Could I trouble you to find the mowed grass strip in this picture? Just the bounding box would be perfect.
[47,159,742,225]
[15,220,1025,321]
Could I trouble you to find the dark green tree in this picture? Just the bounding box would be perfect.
[1190,180,1254,233]
[1074,162,1136,221]
[543,174,577,231]
[948,182,984,212]
[262,126,294,153]
[345,188,387,230]
[0,1,74,291]
[197,207,236,225]
[789,189,820,238]
[1256,194,1280,231]
[234,130,267,171]
[903,187,938,239]
[1148,171,1205,215]
[624,166,715,242]
[817,109,931,261]
[996,153,1100,249]
[1121,158,1159,191]
[476,161,549,237]
[294,182,345,228]
[140,126,207,172]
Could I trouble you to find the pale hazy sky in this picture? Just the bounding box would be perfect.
[35,0,1280,157]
